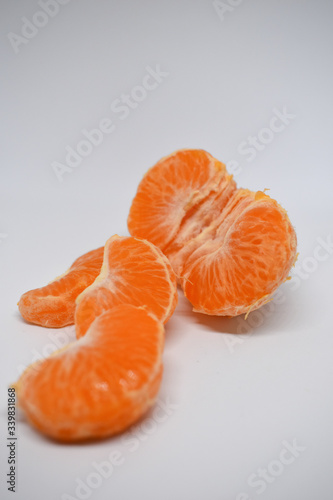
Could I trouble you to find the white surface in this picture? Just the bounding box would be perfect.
[1,1,333,499]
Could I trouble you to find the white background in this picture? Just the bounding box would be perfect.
[1,1,333,499]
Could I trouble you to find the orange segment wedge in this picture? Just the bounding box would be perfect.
[18,247,104,328]
[179,189,297,316]
[75,235,178,339]
[128,149,237,253]
[16,304,164,442]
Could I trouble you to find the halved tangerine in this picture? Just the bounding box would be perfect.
[128,149,297,316]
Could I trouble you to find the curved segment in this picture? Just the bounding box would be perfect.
[181,191,297,316]
[75,235,178,338]
[16,304,164,441]
[18,247,104,327]
[128,149,231,251]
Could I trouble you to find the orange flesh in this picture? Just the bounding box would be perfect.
[75,235,178,339]
[128,149,230,251]
[180,190,297,315]
[18,247,104,328]
[16,304,164,442]
[128,150,297,316]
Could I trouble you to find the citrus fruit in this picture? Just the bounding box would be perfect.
[127,149,297,316]
[178,189,297,315]
[15,304,164,442]
[18,247,104,328]
[128,149,237,257]
[75,235,178,339]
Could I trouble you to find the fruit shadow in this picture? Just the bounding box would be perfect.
[192,311,242,335]
[193,299,297,338]
[172,288,290,338]
[170,288,241,335]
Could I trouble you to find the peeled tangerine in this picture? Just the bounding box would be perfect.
[16,304,164,442]
[128,149,297,316]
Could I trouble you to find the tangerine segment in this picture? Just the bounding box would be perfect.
[18,247,104,328]
[128,149,236,252]
[75,235,178,339]
[168,186,253,276]
[179,190,297,316]
[16,304,164,442]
